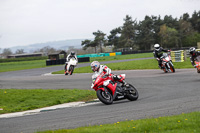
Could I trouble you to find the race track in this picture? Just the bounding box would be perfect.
[0,62,200,133]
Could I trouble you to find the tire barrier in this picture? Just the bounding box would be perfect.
[46,57,90,66]
[171,50,185,62]
[78,57,90,62]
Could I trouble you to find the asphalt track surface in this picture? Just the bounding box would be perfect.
[0,58,200,133]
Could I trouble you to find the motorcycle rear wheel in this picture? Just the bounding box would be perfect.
[96,89,113,105]
[125,84,139,101]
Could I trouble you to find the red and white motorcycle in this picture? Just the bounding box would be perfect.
[160,52,175,73]
[91,72,139,105]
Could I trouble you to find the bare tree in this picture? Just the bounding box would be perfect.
[15,49,25,54]
[2,48,12,57]
[34,46,57,55]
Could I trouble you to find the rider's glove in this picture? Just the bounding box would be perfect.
[194,65,197,68]
[156,58,160,61]
[112,75,121,80]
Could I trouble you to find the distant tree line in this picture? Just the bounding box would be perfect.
[82,10,200,53]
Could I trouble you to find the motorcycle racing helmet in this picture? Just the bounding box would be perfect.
[189,47,196,54]
[91,61,100,72]
[70,51,75,56]
[154,44,160,51]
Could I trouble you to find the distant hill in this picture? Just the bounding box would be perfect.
[9,39,88,53]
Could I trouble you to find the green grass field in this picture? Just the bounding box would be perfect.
[0,89,96,114]
[0,60,47,73]
[0,56,48,63]
[1,53,192,73]
[0,53,153,73]
[89,53,153,62]
[38,112,200,133]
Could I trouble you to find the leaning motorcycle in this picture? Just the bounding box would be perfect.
[64,58,78,75]
[195,56,200,73]
[160,52,175,73]
[91,73,139,105]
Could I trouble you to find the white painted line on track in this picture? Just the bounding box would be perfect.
[0,100,100,119]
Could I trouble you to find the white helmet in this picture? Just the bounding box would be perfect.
[154,44,160,51]
[91,61,100,72]
[189,47,196,54]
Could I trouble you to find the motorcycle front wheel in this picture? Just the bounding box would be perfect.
[125,84,139,101]
[96,89,113,105]
[197,68,200,73]
[69,66,74,75]
[169,62,175,73]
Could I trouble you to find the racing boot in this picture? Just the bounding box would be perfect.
[122,80,129,91]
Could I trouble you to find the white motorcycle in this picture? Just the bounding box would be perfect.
[160,52,175,73]
[64,58,78,75]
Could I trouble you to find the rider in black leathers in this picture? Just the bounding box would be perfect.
[189,47,200,68]
[153,44,170,69]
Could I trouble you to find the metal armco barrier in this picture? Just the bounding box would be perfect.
[171,50,185,62]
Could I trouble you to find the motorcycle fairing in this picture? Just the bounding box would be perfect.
[195,61,200,69]
[107,82,117,95]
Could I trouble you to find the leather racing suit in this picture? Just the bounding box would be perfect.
[153,47,169,68]
[190,51,200,67]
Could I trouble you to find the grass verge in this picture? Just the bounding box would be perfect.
[0,56,48,63]
[0,89,96,114]
[53,58,194,74]
[90,53,153,62]
[0,60,47,73]
[38,112,200,133]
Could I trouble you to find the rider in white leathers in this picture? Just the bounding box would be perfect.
[66,51,78,62]
[91,61,128,88]
[64,51,78,75]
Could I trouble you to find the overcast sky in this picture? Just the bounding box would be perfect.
[0,0,200,49]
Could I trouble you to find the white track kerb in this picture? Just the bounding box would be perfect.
[0,100,99,119]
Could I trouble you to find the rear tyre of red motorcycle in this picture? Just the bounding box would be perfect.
[96,89,113,105]
[125,84,139,101]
